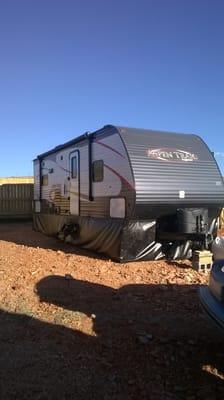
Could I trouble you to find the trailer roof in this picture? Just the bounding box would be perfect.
[35,125,197,160]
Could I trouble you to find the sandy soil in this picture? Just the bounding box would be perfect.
[0,221,224,399]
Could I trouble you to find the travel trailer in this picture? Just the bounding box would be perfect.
[33,125,224,261]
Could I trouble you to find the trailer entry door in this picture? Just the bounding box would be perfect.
[69,151,80,215]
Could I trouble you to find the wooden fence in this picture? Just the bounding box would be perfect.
[0,184,33,219]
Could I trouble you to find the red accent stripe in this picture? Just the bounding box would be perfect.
[95,140,126,159]
[104,164,134,190]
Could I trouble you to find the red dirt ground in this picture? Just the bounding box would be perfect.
[0,221,224,399]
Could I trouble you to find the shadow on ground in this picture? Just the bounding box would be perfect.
[0,276,224,399]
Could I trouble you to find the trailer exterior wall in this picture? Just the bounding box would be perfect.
[34,126,135,219]
[118,127,224,218]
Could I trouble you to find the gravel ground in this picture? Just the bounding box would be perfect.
[0,221,224,400]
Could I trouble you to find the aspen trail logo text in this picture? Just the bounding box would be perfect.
[147,148,198,162]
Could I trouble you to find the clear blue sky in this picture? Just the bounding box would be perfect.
[0,0,224,176]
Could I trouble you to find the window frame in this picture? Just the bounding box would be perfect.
[41,174,48,186]
[71,156,78,179]
[92,160,104,182]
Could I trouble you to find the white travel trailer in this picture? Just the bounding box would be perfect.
[33,125,224,261]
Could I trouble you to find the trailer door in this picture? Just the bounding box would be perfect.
[69,151,80,215]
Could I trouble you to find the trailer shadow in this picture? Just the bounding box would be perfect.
[1,277,224,399]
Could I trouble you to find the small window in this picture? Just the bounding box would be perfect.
[71,156,78,179]
[42,174,48,186]
[92,160,104,182]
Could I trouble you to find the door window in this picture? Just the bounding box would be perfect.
[71,156,78,179]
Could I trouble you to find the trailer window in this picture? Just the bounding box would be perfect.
[92,160,104,182]
[71,156,78,179]
[42,174,48,186]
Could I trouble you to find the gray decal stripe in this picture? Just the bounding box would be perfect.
[58,165,70,173]
[69,190,89,201]
[95,140,126,159]
[104,164,134,190]
[42,160,70,174]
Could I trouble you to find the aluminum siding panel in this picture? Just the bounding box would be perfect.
[118,127,224,205]
[34,159,40,201]
[36,126,135,218]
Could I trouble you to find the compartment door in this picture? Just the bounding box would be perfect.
[69,151,80,215]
